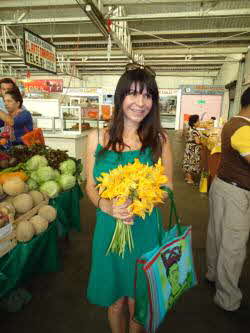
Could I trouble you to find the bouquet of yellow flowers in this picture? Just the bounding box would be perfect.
[97,158,168,257]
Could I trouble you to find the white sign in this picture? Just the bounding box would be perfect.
[24,28,57,74]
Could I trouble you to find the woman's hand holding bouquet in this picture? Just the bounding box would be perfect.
[97,158,168,257]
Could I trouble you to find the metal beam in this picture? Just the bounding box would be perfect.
[110,9,250,21]
[28,36,250,46]
[131,28,250,36]
[0,17,90,26]
[1,11,250,26]
[0,0,219,6]
[79,70,218,77]
[0,0,218,7]
[41,46,247,57]
[2,59,239,68]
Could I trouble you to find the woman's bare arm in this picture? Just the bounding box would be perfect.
[84,129,133,220]
[161,131,174,190]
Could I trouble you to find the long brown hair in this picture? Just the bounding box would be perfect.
[99,68,166,162]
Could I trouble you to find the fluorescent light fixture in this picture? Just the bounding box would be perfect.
[84,4,109,38]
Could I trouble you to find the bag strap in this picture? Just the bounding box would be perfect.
[156,187,182,245]
[164,187,182,234]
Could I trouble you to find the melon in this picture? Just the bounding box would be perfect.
[16,220,35,242]
[29,215,48,234]
[38,205,57,223]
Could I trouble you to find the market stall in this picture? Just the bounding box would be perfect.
[0,140,84,308]
[0,221,60,299]
[178,85,225,130]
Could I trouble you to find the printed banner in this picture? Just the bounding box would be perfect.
[159,88,179,95]
[23,28,57,74]
[180,85,224,95]
[22,79,63,93]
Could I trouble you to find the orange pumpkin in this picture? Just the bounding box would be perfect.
[0,171,28,184]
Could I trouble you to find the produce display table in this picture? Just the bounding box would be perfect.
[0,221,60,299]
[49,183,83,237]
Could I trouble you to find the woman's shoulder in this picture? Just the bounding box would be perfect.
[19,109,31,116]
[15,109,32,120]
[87,128,108,148]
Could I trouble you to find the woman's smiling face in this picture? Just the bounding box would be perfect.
[122,82,153,125]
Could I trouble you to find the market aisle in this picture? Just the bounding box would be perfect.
[1,130,250,332]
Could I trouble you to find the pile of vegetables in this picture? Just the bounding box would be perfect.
[25,155,77,198]
[7,144,82,171]
[0,151,18,170]
[0,177,57,243]
[0,144,83,199]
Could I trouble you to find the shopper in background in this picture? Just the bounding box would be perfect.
[0,78,17,112]
[85,64,173,333]
[0,86,33,145]
[182,114,201,184]
[206,87,250,317]
[0,78,26,113]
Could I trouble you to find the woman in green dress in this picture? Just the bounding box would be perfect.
[85,64,173,333]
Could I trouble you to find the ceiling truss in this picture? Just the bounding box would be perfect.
[0,0,249,78]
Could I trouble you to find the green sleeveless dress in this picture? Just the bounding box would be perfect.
[87,144,163,307]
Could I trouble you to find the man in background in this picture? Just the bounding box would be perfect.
[206,87,250,317]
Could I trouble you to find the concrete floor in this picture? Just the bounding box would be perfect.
[1,130,250,331]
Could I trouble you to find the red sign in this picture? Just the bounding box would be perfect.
[22,79,63,93]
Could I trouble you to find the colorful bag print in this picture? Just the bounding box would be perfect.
[134,189,197,332]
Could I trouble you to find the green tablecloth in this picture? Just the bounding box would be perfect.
[49,183,83,237]
[0,183,83,299]
[0,221,60,298]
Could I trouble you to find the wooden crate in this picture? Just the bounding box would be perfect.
[0,214,15,241]
[0,228,17,258]
[0,239,17,258]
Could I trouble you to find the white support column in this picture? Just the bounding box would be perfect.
[232,60,245,116]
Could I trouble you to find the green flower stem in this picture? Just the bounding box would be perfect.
[106,219,134,258]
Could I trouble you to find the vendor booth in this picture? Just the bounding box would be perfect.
[178,85,225,130]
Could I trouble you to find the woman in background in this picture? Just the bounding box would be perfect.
[0,87,33,145]
[182,114,201,184]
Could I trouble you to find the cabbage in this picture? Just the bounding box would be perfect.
[37,166,55,184]
[59,174,76,191]
[40,181,60,198]
[30,171,40,183]
[54,169,61,181]
[59,159,76,175]
[26,155,48,171]
[27,178,38,190]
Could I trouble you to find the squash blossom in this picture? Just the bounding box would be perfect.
[96,158,168,258]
